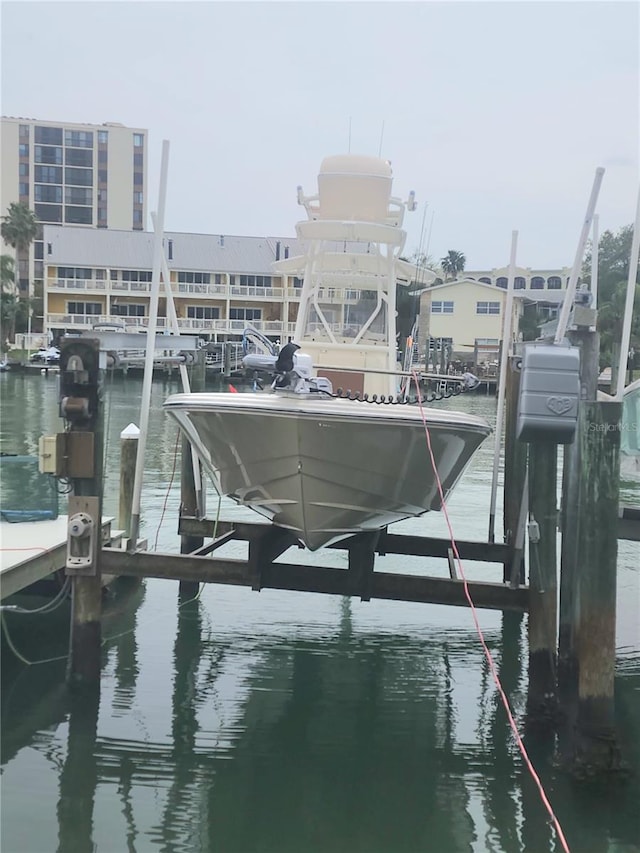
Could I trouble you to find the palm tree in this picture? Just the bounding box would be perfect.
[1,202,39,254]
[1,253,18,345]
[440,250,466,281]
[1,203,39,346]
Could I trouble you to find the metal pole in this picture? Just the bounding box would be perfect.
[488,230,518,543]
[591,214,599,310]
[554,168,605,345]
[129,141,170,549]
[614,184,640,400]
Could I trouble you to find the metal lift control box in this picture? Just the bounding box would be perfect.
[516,343,580,443]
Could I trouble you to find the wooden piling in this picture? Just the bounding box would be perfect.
[118,423,140,539]
[60,338,104,688]
[558,324,600,695]
[179,351,206,597]
[571,400,623,773]
[526,440,558,727]
[503,356,527,582]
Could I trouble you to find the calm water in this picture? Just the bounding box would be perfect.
[1,371,638,853]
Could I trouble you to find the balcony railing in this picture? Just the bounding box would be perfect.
[47,279,298,300]
[46,313,295,337]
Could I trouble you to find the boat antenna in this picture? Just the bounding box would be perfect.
[378,120,385,157]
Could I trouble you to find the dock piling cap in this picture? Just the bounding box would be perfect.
[120,423,140,439]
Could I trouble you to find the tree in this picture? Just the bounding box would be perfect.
[1,253,17,345]
[440,250,466,281]
[1,202,39,254]
[582,224,640,375]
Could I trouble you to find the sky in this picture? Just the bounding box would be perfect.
[1,0,638,270]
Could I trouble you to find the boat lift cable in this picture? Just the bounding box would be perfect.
[411,371,572,853]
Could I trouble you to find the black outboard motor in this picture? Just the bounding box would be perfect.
[274,341,300,388]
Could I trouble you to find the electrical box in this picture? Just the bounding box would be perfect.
[516,343,580,444]
[39,435,60,474]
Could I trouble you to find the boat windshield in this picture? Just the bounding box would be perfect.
[301,288,388,344]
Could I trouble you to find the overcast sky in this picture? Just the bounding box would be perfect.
[1,0,638,269]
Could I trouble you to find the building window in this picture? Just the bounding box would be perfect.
[66,148,93,168]
[496,277,508,289]
[547,276,562,289]
[19,124,29,138]
[133,152,144,167]
[122,270,152,282]
[98,208,107,222]
[531,276,545,289]
[187,306,220,320]
[133,209,143,225]
[34,242,44,260]
[134,191,143,204]
[65,167,93,186]
[19,182,29,197]
[478,277,491,284]
[292,276,303,288]
[35,126,63,146]
[476,301,501,315]
[133,171,143,186]
[65,206,93,225]
[515,277,526,289]
[133,133,144,147]
[178,271,211,284]
[64,129,93,148]
[35,184,63,203]
[19,163,29,177]
[431,301,454,314]
[65,187,92,205]
[112,303,145,317]
[35,145,63,165]
[34,165,62,183]
[34,203,62,223]
[98,169,108,183]
[230,308,261,321]
[58,267,93,279]
[214,274,223,285]
[67,301,102,315]
[19,143,29,157]
[97,130,108,143]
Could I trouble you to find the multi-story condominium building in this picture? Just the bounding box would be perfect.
[42,225,570,368]
[43,225,304,343]
[1,116,147,299]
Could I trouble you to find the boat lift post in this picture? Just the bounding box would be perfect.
[488,230,518,544]
[129,141,170,552]
[614,183,640,400]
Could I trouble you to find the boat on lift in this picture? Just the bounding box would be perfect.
[164,154,491,550]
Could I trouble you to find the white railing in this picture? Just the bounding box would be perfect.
[176,283,227,296]
[46,314,296,337]
[230,286,284,299]
[50,279,108,291]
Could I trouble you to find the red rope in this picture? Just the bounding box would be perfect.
[411,371,571,853]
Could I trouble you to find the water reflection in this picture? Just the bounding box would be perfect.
[1,374,638,853]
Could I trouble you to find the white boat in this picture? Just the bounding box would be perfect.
[164,154,491,549]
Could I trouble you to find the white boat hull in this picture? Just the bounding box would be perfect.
[164,393,491,550]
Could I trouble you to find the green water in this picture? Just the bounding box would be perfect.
[1,372,638,853]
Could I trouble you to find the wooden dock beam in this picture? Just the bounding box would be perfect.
[101,546,529,612]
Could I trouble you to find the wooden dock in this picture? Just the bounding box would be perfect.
[0,516,122,600]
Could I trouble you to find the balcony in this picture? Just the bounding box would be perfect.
[49,278,108,291]
[46,313,295,337]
